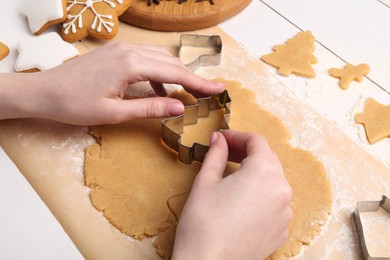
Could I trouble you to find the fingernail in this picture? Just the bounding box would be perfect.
[168,102,184,116]
[210,131,219,145]
[215,82,225,89]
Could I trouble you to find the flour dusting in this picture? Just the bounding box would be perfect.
[190,40,390,258]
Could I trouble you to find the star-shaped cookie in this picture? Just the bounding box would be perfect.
[15,32,80,72]
[61,0,131,42]
[328,63,370,90]
[21,0,67,35]
[355,98,390,144]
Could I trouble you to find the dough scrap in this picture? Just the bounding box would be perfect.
[260,30,317,78]
[328,63,370,90]
[84,80,333,259]
[0,41,9,61]
[355,98,390,144]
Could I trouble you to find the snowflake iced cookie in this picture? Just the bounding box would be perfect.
[328,63,370,90]
[0,41,9,61]
[260,30,317,78]
[21,0,68,35]
[15,32,80,72]
[61,0,131,42]
[355,98,390,144]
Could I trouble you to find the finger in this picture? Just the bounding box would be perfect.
[133,44,173,56]
[132,58,225,96]
[222,131,287,181]
[221,130,274,163]
[134,45,186,69]
[195,131,229,186]
[103,97,185,122]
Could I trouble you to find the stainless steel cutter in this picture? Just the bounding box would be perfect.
[352,195,390,260]
[161,90,231,164]
[179,34,222,71]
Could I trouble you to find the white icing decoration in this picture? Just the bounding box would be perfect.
[21,0,65,34]
[63,0,122,35]
[15,32,80,72]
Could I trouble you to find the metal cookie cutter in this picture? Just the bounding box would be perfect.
[352,195,390,260]
[161,90,231,164]
[179,34,222,71]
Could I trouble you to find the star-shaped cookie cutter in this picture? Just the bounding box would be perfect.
[161,90,231,164]
[352,195,390,260]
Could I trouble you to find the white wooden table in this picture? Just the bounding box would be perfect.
[0,0,389,258]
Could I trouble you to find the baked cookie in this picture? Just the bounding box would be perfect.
[21,0,67,35]
[15,32,80,72]
[0,41,9,61]
[61,0,131,42]
[328,63,370,90]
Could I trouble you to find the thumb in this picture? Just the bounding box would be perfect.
[106,97,185,121]
[195,132,228,187]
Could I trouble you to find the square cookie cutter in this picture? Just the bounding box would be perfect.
[161,90,231,164]
[179,34,222,71]
[352,195,390,260]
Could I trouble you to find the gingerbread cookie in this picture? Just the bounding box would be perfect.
[355,98,390,144]
[61,0,131,42]
[21,0,67,35]
[328,63,370,90]
[147,0,214,5]
[15,32,79,72]
[261,30,317,78]
[0,41,9,61]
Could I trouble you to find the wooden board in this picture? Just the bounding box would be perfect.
[119,0,252,31]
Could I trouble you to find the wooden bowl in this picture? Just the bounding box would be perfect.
[119,0,252,32]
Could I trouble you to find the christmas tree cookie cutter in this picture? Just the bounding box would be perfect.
[161,90,231,164]
[352,195,390,260]
[179,34,222,72]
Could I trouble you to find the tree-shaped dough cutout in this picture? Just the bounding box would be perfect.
[261,30,317,78]
[356,98,390,144]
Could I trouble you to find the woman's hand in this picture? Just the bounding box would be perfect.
[0,42,224,125]
[173,130,293,260]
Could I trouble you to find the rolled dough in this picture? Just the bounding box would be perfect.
[84,79,333,259]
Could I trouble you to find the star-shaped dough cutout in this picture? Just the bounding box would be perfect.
[355,98,390,144]
[0,41,9,61]
[15,32,79,72]
[21,0,67,35]
[328,63,370,90]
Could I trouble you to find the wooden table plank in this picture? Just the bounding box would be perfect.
[259,0,390,93]
[378,0,390,8]
[0,147,83,259]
